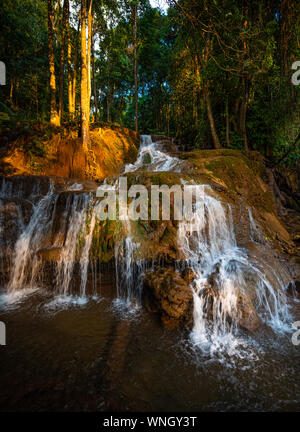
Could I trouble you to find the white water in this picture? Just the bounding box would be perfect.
[4,183,101,301]
[125,135,182,173]
[116,134,181,302]
[248,207,263,243]
[55,194,89,296]
[8,182,56,292]
[177,184,292,353]
[114,213,146,304]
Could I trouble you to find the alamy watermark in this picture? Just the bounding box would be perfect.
[96,177,205,221]
[0,61,5,86]
[292,321,300,346]
[0,321,6,346]
[291,61,300,86]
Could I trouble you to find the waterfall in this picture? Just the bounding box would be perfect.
[125,135,182,173]
[114,134,181,303]
[178,185,291,351]
[79,200,100,297]
[0,136,294,342]
[248,207,263,243]
[114,214,146,303]
[55,194,89,296]
[8,182,56,292]
[4,182,102,300]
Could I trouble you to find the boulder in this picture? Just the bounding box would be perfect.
[143,268,193,329]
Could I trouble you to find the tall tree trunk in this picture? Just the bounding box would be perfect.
[72,68,77,116]
[48,0,60,126]
[87,0,93,116]
[240,3,249,151]
[91,34,98,121]
[225,96,230,147]
[204,85,221,149]
[81,0,89,149]
[107,80,113,122]
[59,0,68,122]
[9,79,13,103]
[240,77,249,151]
[132,3,138,132]
[71,19,81,119]
[66,0,74,119]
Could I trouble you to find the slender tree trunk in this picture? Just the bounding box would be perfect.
[91,34,98,121]
[133,3,138,132]
[107,80,113,122]
[225,96,230,147]
[204,85,221,149]
[240,4,249,151]
[72,69,77,116]
[240,78,249,151]
[48,0,60,126]
[81,0,89,149]
[9,79,13,103]
[66,0,74,119]
[87,0,93,116]
[59,0,68,122]
[71,19,81,119]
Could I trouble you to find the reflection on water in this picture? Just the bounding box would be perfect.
[0,285,299,412]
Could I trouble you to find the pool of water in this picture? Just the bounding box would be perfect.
[0,285,300,412]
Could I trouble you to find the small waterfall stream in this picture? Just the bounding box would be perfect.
[8,182,57,292]
[177,185,291,351]
[3,185,101,301]
[125,134,182,173]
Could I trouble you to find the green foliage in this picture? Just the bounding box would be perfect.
[0,0,299,171]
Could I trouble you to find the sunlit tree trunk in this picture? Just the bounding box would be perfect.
[81,0,89,149]
[87,0,93,116]
[66,0,74,119]
[92,33,98,121]
[72,69,77,116]
[48,0,60,126]
[71,19,80,119]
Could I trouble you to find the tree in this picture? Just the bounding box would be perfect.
[132,1,138,132]
[58,0,68,122]
[81,0,90,149]
[47,0,60,126]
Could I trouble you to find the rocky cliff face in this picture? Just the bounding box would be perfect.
[0,124,139,181]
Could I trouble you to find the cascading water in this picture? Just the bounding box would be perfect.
[177,184,292,353]
[2,179,102,303]
[125,135,182,173]
[55,194,90,297]
[0,135,295,349]
[8,181,56,292]
[114,196,146,304]
[248,207,263,243]
[114,134,181,303]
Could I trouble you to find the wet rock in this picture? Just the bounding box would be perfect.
[143,268,193,329]
[237,292,262,331]
[35,246,62,262]
[182,268,196,284]
[287,280,300,298]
